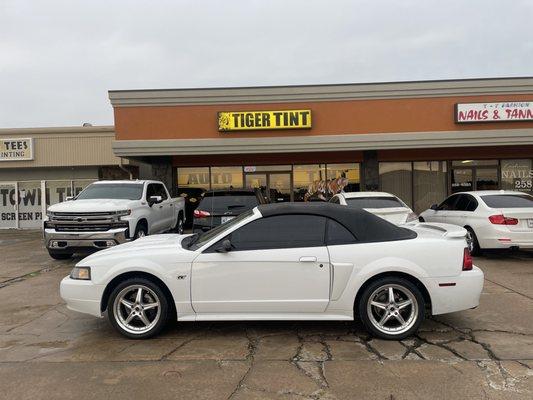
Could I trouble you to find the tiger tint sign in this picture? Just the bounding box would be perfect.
[0,138,33,161]
[218,110,312,131]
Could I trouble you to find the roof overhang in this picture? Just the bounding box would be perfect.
[113,128,533,157]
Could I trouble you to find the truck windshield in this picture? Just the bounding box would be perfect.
[76,184,144,200]
[346,197,405,209]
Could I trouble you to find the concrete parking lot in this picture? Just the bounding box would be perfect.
[0,230,532,399]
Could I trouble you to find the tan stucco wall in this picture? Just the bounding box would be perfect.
[0,126,124,169]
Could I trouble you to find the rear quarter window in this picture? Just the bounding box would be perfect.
[481,194,533,208]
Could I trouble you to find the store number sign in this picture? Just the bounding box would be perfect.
[0,138,33,161]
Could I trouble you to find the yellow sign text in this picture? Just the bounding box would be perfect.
[218,110,312,131]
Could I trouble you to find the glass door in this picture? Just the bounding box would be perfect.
[268,173,291,203]
[0,182,18,229]
[476,168,499,190]
[451,168,473,193]
[245,172,292,202]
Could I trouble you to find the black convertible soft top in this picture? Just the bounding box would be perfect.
[257,203,417,243]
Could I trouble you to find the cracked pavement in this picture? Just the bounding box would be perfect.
[0,230,532,399]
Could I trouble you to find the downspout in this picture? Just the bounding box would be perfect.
[119,158,133,180]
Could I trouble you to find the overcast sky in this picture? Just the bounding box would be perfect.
[1,0,532,128]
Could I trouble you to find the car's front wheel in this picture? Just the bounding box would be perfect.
[358,277,425,340]
[107,278,169,339]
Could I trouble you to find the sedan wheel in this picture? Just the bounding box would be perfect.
[358,277,424,340]
[108,278,169,339]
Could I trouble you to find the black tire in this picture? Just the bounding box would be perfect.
[418,217,425,222]
[48,250,73,260]
[357,276,425,340]
[175,214,184,234]
[107,277,169,339]
[466,227,481,256]
[133,222,148,240]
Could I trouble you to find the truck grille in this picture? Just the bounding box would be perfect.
[48,212,127,232]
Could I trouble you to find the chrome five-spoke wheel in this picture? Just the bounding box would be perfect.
[367,284,418,335]
[108,278,169,339]
[358,277,425,340]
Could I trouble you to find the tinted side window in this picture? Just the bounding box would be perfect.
[438,195,458,210]
[465,195,478,211]
[454,195,470,211]
[326,219,357,245]
[146,184,156,199]
[223,215,326,251]
[330,197,340,204]
[155,184,168,200]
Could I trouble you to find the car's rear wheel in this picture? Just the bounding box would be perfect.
[465,227,481,256]
[358,277,425,340]
[107,278,169,339]
[175,215,184,234]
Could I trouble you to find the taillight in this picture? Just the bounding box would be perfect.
[488,215,518,225]
[462,247,473,271]
[194,209,210,218]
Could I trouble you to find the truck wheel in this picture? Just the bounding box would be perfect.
[358,277,425,340]
[48,250,73,260]
[134,223,147,240]
[107,277,169,339]
[175,215,184,234]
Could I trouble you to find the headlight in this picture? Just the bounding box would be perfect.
[46,210,55,217]
[70,266,91,280]
[115,210,131,217]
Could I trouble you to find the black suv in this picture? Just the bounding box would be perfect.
[193,189,267,232]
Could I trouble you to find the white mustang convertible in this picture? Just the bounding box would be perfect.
[60,203,484,340]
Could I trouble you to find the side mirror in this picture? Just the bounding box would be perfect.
[216,239,233,253]
[65,196,74,201]
[430,204,438,211]
[148,195,163,206]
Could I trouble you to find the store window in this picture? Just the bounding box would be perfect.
[326,164,360,192]
[413,161,447,214]
[293,164,326,201]
[210,166,243,190]
[501,159,533,193]
[379,162,413,208]
[177,167,210,190]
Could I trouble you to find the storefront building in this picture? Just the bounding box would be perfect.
[110,77,533,213]
[0,125,137,228]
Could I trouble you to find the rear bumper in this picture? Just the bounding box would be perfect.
[477,225,533,249]
[44,228,128,252]
[60,276,104,317]
[425,266,484,315]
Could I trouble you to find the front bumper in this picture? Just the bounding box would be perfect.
[44,227,128,252]
[60,276,104,317]
[425,266,484,315]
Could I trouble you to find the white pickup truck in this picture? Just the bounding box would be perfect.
[44,180,185,259]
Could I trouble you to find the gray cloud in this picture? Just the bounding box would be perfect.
[1,0,532,127]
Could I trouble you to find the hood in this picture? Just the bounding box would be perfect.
[48,199,135,213]
[78,234,195,265]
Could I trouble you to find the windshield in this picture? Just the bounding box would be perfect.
[76,183,144,200]
[481,194,533,208]
[346,197,405,209]
[185,209,254,251]
[197,195,258,213]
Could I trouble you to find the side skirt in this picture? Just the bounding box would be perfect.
[178,313,353,322]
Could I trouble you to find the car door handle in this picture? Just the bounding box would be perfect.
[299,256,317,263]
